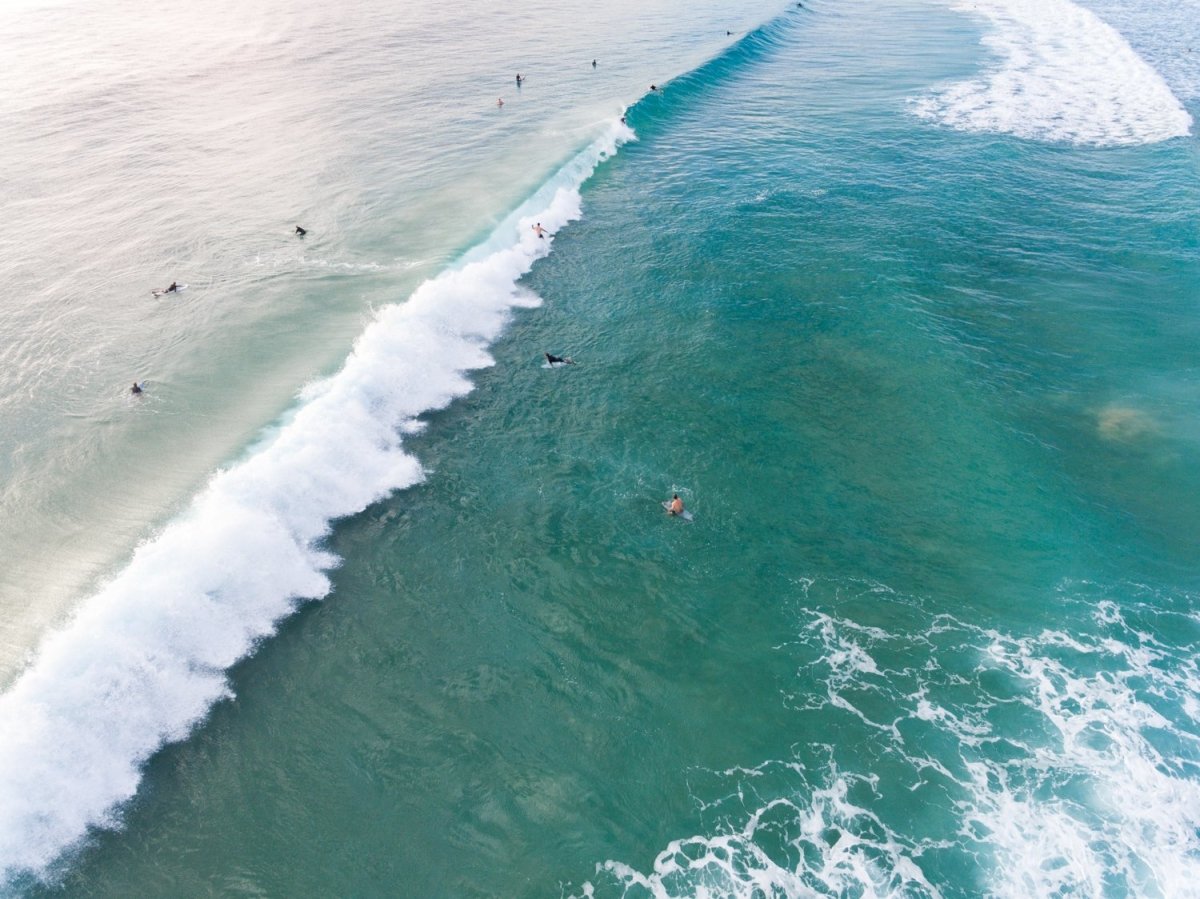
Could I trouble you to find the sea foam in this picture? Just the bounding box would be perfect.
[571,582,1200,898]
[0,119,632,884]
[913,0,1192,146]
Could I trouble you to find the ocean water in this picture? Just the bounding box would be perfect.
[1,0,1198,896]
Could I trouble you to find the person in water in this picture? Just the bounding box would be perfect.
[592,59,597,67]
[497,97,504,107]
[545,352,575,366]
[165,281,178,293]
[668,494,684,516]
[533,222,548,238]
[516,73,524,85]
[131,381,143,395]
[295,225,307,236]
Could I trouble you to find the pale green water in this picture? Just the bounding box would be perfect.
[4,0,1200,895]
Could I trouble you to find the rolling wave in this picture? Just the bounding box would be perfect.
[0,120,632,887]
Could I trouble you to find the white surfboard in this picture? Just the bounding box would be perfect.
[662,501,693,521]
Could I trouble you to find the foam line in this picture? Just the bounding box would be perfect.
[0,118,634,884]
[913,0,1192,146]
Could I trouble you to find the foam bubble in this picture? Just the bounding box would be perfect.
[0,119,634,884]
[913,0,1192,146]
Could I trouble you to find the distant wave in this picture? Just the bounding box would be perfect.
[0,119,632,886]
[913,0,1192,146]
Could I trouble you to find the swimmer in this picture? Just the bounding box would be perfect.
[497,97,504,107]
[295,225,307,236]
[545,352,575,366]
[592,59,597,67]
[667,494,684,516]
[131,381,143,395]
[533,222,549,238]
[516,73,524,85]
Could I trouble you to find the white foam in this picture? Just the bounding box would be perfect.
[913,0,1192,146]
[572,767,945,899]
[574,583,1200,898]
[0,119,634,884]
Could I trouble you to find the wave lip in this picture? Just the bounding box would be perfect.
[913,0,1192,147]
[0,118,632,887]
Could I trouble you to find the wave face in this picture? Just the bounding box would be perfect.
[0,122,630,884]
[912,0,1192,146]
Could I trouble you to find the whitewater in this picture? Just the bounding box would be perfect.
[0,122,633,879]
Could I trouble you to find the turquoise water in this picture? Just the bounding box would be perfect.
[3,0,1200,895]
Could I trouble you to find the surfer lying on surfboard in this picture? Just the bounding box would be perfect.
[667,494,684,515]
[545,352,575,366]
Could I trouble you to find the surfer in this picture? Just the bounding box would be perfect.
[545,352,575,366]
[516,73,524,85]
[497,97,504,107]
[667,494,685,516]
[294,225,307,236]
[533,222,548,238]
[592,59,597,67]
[131,381,143,395]
[165,281,178,293]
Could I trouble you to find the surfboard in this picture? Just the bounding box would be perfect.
[662,501,693,521]
[152,284,188,297]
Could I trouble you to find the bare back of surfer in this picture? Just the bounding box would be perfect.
[668,494,684,516]
[533,222,548,238]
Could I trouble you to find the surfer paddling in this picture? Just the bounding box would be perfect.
[667,494,684,516]
[545,352,575,366]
